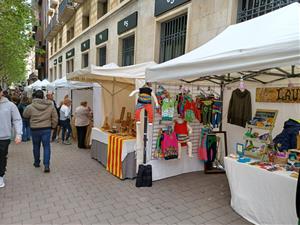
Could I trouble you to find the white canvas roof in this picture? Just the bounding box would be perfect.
[67,62,156,84]
[146,3,300,82]
[48,77,98,89]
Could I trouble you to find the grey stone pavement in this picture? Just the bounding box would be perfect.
[0,141,252,225]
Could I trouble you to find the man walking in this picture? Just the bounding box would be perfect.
[23,90,58,173]
[0,86,22,188]
[46,91,59,142]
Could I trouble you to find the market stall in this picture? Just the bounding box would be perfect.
[48,77,102,145]
[146,3,300,224]
[67,62,156,179]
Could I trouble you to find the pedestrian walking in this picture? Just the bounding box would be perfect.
[23,90,58,173]
[18,96,31,142]
[0,86,22,188]
[75,101,92,149]
[60,98,72,145]
[46,91,59,142]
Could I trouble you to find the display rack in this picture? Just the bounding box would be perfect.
[244,109,278,159]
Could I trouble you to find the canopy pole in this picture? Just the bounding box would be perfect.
[111,77,116,126]
[219,79,225,132]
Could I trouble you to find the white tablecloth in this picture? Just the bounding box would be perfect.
[91,127,136,161]
[224,157,298,225]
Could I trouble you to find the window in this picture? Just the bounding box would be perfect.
[49,68,53,81]
[59,37,62,48]
[67,26,74,42]
[54,42,57,52]
[97,46,106,66]
[59,64,62,78]
[66,59,74,73]
[82,52,89,68]
[237,0,300,22]
[54,66,57,80]
[122,35,135,66]
[82,14,90,30]
[50,46,53,55]
[159,14,187,63]
[97,0,108,19]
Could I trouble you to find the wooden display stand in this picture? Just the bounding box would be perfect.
[244,109,278,160]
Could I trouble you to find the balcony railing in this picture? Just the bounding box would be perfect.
[45,13,62,41]
[237,0,300,22]
[58,0,75,23]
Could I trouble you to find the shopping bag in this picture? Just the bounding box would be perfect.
[136,164,152,187]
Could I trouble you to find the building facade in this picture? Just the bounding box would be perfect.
[45,0,299,82]
[32,0,50,80]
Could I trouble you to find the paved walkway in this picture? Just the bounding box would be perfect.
[0,141,251,225]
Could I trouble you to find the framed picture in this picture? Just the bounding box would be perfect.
[236,143,244,157]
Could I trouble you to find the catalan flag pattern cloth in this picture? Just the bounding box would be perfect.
[106,134,125,179]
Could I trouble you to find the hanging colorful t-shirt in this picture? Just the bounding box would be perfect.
[211,100,222,128]
[183,95,196,123]
[161,98,175,121]
[202,100,213,126]
[161,131,178,160]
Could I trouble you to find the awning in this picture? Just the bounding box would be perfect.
[146,3,300,83]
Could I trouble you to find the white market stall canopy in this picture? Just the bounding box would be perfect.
[27,79,41,89]
[67,62,156,84]
[48,77,97,89]
[146,3,300,84]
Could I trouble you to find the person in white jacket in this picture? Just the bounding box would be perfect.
[59,98,72,145]
[0,86,22,188]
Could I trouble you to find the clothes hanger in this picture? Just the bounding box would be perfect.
[239,76,246,92]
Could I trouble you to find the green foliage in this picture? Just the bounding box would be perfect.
[0,0,34,84]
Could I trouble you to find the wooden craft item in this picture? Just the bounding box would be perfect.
[115,107,126,123]
[101,116,110,130]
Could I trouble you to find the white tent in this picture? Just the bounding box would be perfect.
[144,4,300,224]
[27,80,42,89]
[67,61,156,123]
[67,62,156,84]
[146,3,300,82]
[48,76,96,89]
[40,79,50,87]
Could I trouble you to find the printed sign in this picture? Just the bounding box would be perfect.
[95,29,108,45]
[81,39,90,52]
[117,12,138,35]
[54,59,57,65]
[256,87,300,103]
[154,0,190,16]
[66,48,75,59]
[58,56,62,63]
